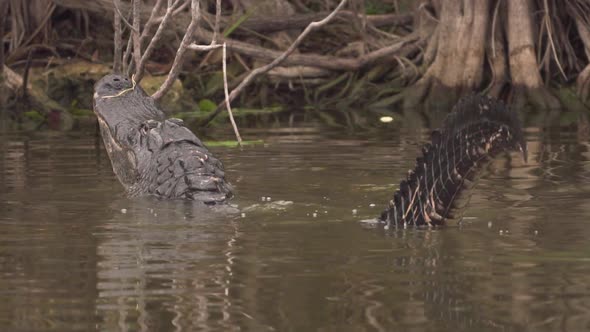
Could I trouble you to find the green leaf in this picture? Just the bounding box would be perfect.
[198,99,217,113]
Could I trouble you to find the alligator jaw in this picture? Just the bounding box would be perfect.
[96,115,139,191]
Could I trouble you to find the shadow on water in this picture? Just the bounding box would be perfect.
[1,111,590,331]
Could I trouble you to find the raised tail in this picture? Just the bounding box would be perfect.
[379,95,527,227]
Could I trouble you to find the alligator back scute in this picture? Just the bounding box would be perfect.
[380,95,526,228]
[135,119,232,202]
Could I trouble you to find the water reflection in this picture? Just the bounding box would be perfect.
[0,124,590,331]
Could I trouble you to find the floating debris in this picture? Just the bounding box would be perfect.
[369,203,376,208]
[121,208,127,214]
[241,213,246,218]
[352,209,358,215]
[380,116,394,123]
[312,212,317,218]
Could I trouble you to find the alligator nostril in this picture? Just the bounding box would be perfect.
[113,78,120,82]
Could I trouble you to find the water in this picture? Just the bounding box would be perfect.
[1,124,590,331]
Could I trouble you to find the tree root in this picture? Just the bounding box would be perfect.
[578,65,590,105]
[2,65,72,121]
[510,85,561,110]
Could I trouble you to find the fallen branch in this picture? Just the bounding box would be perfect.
[3,64,68,114]
[230,11,413,33]
[200,0,350,126]
[194,29,420,72]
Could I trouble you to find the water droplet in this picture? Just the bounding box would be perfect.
[352,209,357,215]
[487,221,492,228]
[241,213,246,218]
[121,208,127,214]
[312,212,317,218]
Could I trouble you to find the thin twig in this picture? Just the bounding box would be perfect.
[543,0,567,80]
[199,0,349,126]
[113,0,123,73]
[212,0,220,44]
[138,0,165,46]
[135,0,177,81]
[187,0,222,51]
[113,0,137,33]
[152,0,201,101]
[22,48,34,101]
[22,2,56,47]
[0,0,8,78]
[222,43,242,146]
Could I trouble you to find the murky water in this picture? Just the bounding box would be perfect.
[1,123,590,331]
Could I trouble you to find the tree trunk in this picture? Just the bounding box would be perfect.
[403,0,490,110]
[506,0,560,109]
[485,0,509,98]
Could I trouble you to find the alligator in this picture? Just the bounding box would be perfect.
[93,74,525,225]
[379,94,527,228]
[93,74,232,204]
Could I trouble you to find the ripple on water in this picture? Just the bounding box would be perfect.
[1,128,590,331]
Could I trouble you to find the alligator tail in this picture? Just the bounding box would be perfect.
[379,95,527,228]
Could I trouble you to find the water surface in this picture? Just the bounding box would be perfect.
[1,124,590,331]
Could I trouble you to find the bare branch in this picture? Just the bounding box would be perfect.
[129,0,142,77]
[152,0,201,101]
[187,0,222,51]
[543,0,567,80]
[122,33,133,73]
[138,0,165,46]
[194,28,420,72]
[221,11,412,34]
[135,0,176,81]
[200,0,349,126]
[0,0,8,77]
[113,0,137,32]
[211,0,220,44]
[113,0,123,73]
[188,44,222,51]
[222,43,242,146]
